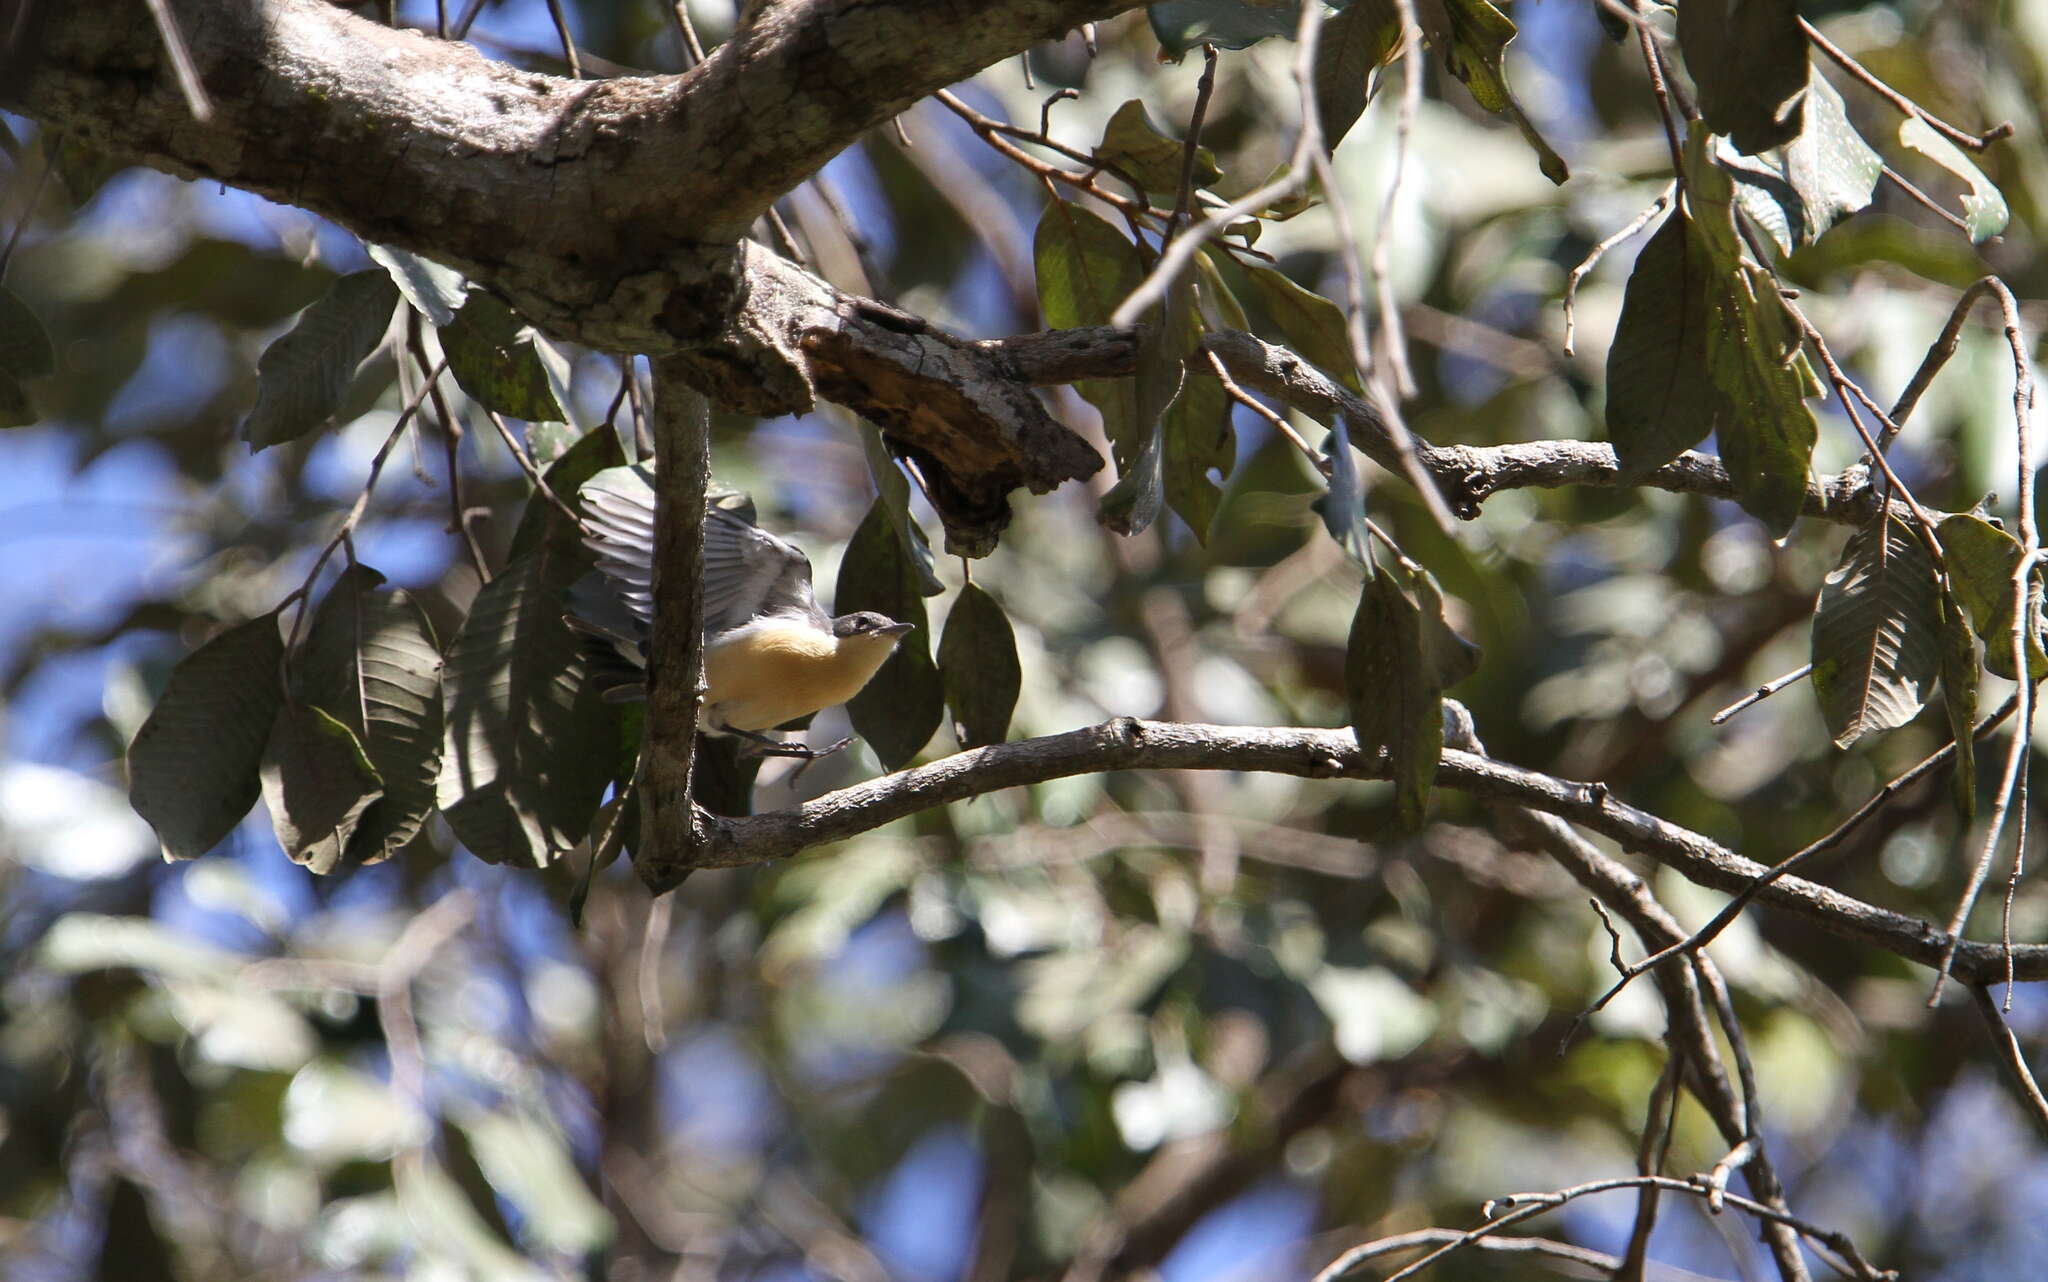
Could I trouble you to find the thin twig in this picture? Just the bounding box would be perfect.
[1367,0,1423,398]
[0,139,53,280]
[669,0,706,66]
[140,0,215,122]
[541,0,582,79]
[1802,18,2012,153]
[1563,185,1673,356]
[482,407,591,535]
[1970,983,2048,1139]
[1710,662,1813,724]
[1880,165,1973,237]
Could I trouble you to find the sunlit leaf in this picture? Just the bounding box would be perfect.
[1899,116,2010,242]
[1678,0,1807,155]
[837,500,943,769]
[127,611,286,860]
[368,243,467,327]
[938,582,1021,749]
[453,1107,614,1253]
[1723,74,1882,255]
[441,291,566,422]
[1811,509,1944,748]
[1936,512,2047,679]
[1095,99,1222,195]
[239,269,399,450]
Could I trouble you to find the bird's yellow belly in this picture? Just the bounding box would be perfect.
[703,625,876,732]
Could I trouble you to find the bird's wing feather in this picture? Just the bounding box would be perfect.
[703,504,823,635]
[574,465,823,642]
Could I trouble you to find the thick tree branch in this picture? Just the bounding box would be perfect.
[5,0,1135,345]
[640,359,714,869]
[638,717,2048,988]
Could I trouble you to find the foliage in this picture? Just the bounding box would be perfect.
[4,2,2048,1281]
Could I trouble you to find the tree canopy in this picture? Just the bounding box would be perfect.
[2,1,2047,1279]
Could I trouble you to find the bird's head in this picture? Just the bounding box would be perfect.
[830,611,914,642]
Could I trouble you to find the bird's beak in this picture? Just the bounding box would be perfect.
[878,620,914,638]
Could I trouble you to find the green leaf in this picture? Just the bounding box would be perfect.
[437,552,618,866]
[938,582,1021,749]
[1722,74,1882,255]
[0,283,56,380]
[1035,200,1146,460]
[508,423,624,563]
[259,701,384,873]
[1245,265,1362,394]
[1103,259,1197,536]
[861,421,944,597]
[1677,0,1807,155]
[1195,250,1249,332]
[1095,99,1223,195]
[1899,116,2010,242]
[127,612,287,859]
[1148,0,1329,55]
[1936,512,2047,679]
[1810,509,1945,748]
[368,243,467,327]
[1346,559,1477,827]
[294,565,446,867]
[836,501,944,769]
[1314,0,1402,148]
[1606,176,1818,537]
[238,270,399,450]
[1938,586,1979,821]
[441,292,566,422]
[1163,368,1234,541]
[1415,0,1568,184]
[1604,212,1717,477]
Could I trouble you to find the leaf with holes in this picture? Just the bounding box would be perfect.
[1811,510,1945,748]
[437,551,619,866]
[938,583,1021,749]
[1678,0,1807,155]
[441,292,566,422]
[1936,512,2047,679]
[239,270,399,450]
[1899,116,2010,243]
[294,564,445,868]
[1415,0,1568,183]
[127,611,287,859]
[837,501,943,769]
[1095,99,1223,195]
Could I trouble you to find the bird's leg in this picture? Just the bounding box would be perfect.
[728,728,854,761]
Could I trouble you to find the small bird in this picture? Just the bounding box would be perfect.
[566,465,912,759]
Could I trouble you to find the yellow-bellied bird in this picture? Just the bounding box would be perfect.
[566,466,911,759]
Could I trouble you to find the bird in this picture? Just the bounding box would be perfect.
[564,464,912,760]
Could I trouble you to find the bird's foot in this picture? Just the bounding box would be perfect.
[730,729,854,763]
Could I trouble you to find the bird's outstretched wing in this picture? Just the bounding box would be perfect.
[572,465,823,643]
